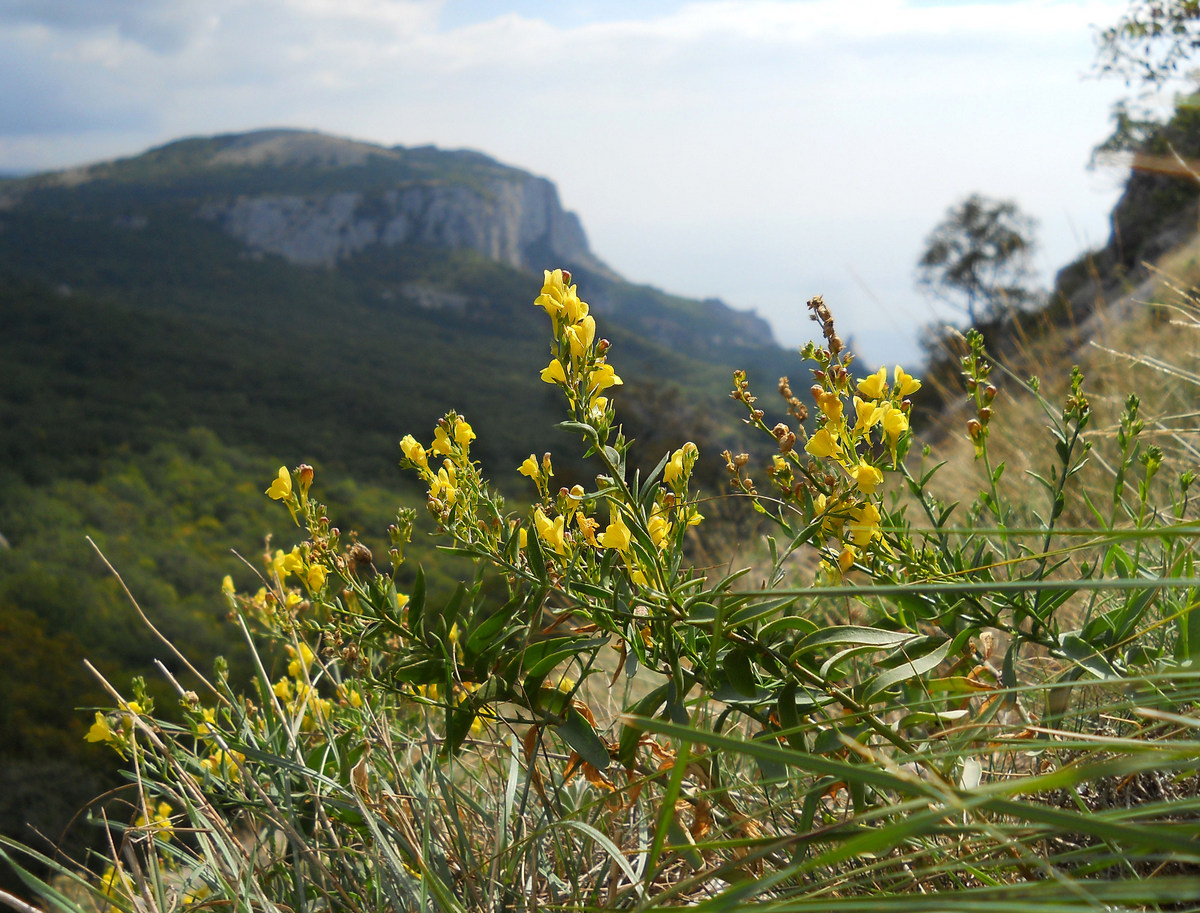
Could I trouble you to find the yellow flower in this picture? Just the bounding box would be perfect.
[197,706,217,735]
[400,434,429,469]
[589,361,623,391]
[99,865,133,899]
[857,366,889,400]
[518,527,528,549]
[880,403,909,442]
[534,508,567,555]
[221,575,235,595]
[565,315,596,360]
[541,358,568,385]
[894,365,922,397]
[566,484,585,505]
[817,390,844,423]
[563,290,589,324]
[663,442,697,486]
[838,544,857,574]
[346,688,364,709]
[287,643,315,679]
[598,509,632,552]
[85,712,114,744]
[648,514,670,549]
[663,450,685,486]
[203,749,245,780]
[283,548,304,576]
[136,802,174,841]
[850,459,884,494]
[453,418,475,448]
[266,467,292,500]
[588,395,609,423]
[431,425,452,456]
[430,466,458,505]
[804,427,841,459]
[541,268,567,297]
[848,501,882,547]
[575,511,599,547]
[306,564,327,591]
[853,396,882,432]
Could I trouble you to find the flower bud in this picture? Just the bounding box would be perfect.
[984,384,997,404]
[966,419,983,440]
[297,464,314,494]
[561,269,572,283]
[596,338,610,354]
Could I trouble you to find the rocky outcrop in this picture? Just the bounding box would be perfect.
[196,175,597,272]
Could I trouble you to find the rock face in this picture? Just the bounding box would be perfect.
[196,172,597,272]
[158,130,607,273]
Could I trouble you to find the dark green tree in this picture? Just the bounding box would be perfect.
[915,194,1040,325]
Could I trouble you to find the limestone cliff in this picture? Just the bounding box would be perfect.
[195,161,600,273]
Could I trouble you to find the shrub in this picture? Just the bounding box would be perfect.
[4,274,1200,912]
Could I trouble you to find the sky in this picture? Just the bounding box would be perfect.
[0,0,1148,366]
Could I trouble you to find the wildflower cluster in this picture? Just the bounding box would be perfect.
[734,296,920,575]
[536,268,623,426]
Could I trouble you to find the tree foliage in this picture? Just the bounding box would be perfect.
[1097,0,1200,86]
[916,193,1040,325]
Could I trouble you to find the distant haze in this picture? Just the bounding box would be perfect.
[0,0,1140,366]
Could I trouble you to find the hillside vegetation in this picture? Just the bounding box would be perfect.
[0,131,795,879]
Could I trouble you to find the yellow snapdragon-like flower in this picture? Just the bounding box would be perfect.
[431,425,452,456]
[848,501,882,547]
[589,361,623,391]
[135,802,174,841]
[648,514,670,550]
[565,314,597,360]
[534,507,567,555]
[453,418,475,448]
[880,403,909,441]
[400,434,429,469]
[266,467,292,500]
[894,365,922,396]
[805,427,841,459]
[588,395,609,424]
[203,749,246,780]
[541,358,568,385]
[850,459,884,494]
[857,366,889,401]
[287,642,315,679]
[430,465,458,505]
[519,455,540,478]
[598,509,632,552]
[838,544,857,574]
[85,712,115,744]
[575,512,599,547]
[663,442,697,486]
[305,564,327,591]
[853,396,882,432]
[817,390,844,424]
[99,865,133,900]
[197,706,217,735]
